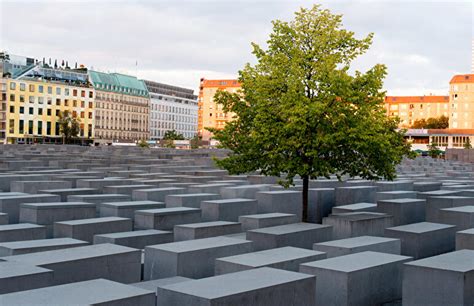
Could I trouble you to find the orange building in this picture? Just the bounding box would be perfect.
[197,78,241,141]
[384,95,449,128]
[449,74,474,129]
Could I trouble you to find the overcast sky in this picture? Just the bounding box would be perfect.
[0,0,473,95]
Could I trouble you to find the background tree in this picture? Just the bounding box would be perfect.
[163,130,185,140]
[428,142,442,158]
[58,110,80,144]
[464,138,472,149]
[208,5,413,222]
[412,116,449,129]
[137,139,150,148]
[190,135,201,149]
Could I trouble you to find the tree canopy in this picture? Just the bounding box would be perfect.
[208,5,413,221]
[58,110,80,144]
[412,115,449,129]
[163,130,185,140]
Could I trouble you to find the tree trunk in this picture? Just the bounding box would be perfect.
[302,175,309,222]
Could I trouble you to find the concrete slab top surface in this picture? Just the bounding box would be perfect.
[217,247,324,267]
[328,212,390,221]
[431,196,474,200]
[239,212,296,219]
[56,216,130,225]
[377,191,416,194]
[405,250,474,272]
[132,276,193,291]
[0,223,44,230]
[419,190,461,195]
[0,194,57,200]
[167,193,219,198]
[96,229,171,238]
[147,237,251,253]
[249,222,331,235]
[69,194,129,199]
[136,207,200,215]
[378,198,425,204]
[334,203,377,209]
[106,184,154,188]
[441,206,474,213]
[37,188,97,192]
[175,221,240,229]
[0,279,153,305]
[100,200,163,207]
[160,267,313,298]
[20,202,96,209]
[135,187,185,192]
[2,243,137,265]
[301,251,411,273]
[258,190,301,195]
[386,222,456,233]
[457,228,474,234]
[0,238,87,249]
[203,198,256,204]
[314,236,399,248]
[0,261,52,278]
[336,186,377,190]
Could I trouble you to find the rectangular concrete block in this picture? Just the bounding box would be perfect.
[0,194,61,223]
[37,188,98,201]
[456,228,474,250]
[385,222,456,259]
[332,203,377,214]
[403,250,474,306]
[300,251,412,306]
[308,188,335,223]
[3,243,142,285]
[0,238,88,257]
[335,186,377,206]
[103,184,155,195]
[11,180,72,194]
[54,217,133,243]
[323,212,394,239]
[256,190,302,219]
[246,223,333,251]
[0,223,46,242]
[174,221,242,241]
[313,235,401,258]
[375,180,414,191]
[67,193,131,205]
[0,212,7,225]
[375,190,418,201]
[201,198,258,222]
[166,193,221,208]
[0,261,53,294]
[99,200,165,219]
[156,267,316,306]
[413,181,442,192]
[144,237,253,279]
[438,206,474,230]
[132,187,186,202]
[426,196,474,222]
[220,184,271,199]
[238,213,298,231]
[377,198,426,226]
[134,207,201,230]
[215,246,326,274]
[93,229,173,249]
[0,279,155,305]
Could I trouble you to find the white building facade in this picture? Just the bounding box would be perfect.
[145,80,198,140]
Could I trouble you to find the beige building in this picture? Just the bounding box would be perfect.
[384,95,449,128]
[449,74,474,129]
[89,71,149,144]
[197,78,240,141]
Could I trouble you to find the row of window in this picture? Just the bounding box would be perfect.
[10,82,93,98]
[9,94,93,108]
[95,129,148,140]
[9,106,92,119]
[150,122,196,131]
[150,113,197,123]
[95,83,147,96]
[151,103,196,115]
[95,101,147,112]
[8,119,92,137]
[96,92,148,105]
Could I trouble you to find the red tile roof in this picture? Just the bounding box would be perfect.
[449,74,474,84]
[385,96,449,103]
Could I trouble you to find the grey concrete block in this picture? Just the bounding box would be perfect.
[67,193,131,205]
[418,189,462,200]
[132,187,186,201]
[385,222,456,259]
[238,213,299,231]
[188,183,235,194]
[220,184,271,199]
[426,196,474,222]
[144,236,253,280]
[134,207,201,230]
[335,186,378,206]
[156,267,316,306]
[246,223,333,251]
[323,212,393,239]
[413,181,442,192]
[215,246,326,274]
[131,276,192,294]
[99,200,165,219]
[103,184,155,195]
[0,223,46,242]
[0,279,155,305]
[403,250,474,306]
[37,188,98,201]
[0,261,53,294]
[93,229,173,249]
[375,190,418,201]
[377,198,426,226]
[456,228,474,250]
[332,203,377,214]
[313,235,401,258]
[3,243,142,284]
[54,217,133,243]
[0,238,88,257]
[11,180,72,194]
[375,180,414,191]
[0,212,7,225]
[438,206,474,230]
[0,194,61,223]
[308,188,335,223]
[166,193,221,208]
[300,251,412,306]
[201,198,258,222]
[174,221,242,241]
[256,190,302,219]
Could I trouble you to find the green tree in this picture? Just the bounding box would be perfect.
[412,115,449,129]
[163,130,185,140]
[208,5,413,222]
[428,142,442,158]
[137,139,150,148]
[190,135,201,149]
[464,138,472,149]
[58,110,80,144]
[412,119,427,129]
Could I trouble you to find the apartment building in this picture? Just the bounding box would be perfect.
[89,71,149,144]
[144,80,198,140]
[197,78,240,141]
[449,74,474,129]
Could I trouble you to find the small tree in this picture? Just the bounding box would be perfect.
[58,110,80,144]
[137,139,150,148]
[428,142,442,158]
[190,135,201,149]
[163,130,185,140]
[464,138,472,149]
[209,5,413,222]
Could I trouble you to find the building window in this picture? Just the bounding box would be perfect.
[29,107,34,115]
[9,105,14,113]
[73,89,78,96]
[29,84,35,92]
[38,108,43,115]
[89,91,93,98]
[88,112,92,119]
[89,102,93,108]
[10,82,16,90]
[37,121,43,135]
[56,110,60,116]
[56,87,61,95]
[19,106,24,114]
[73,100,77,107]
[19,120,24,134]
[20,83,26,91]
[65,88,70,96]
[47,122,51,135]
[48,86,52,94]
[56,99,61,106]
[29,96,35,103]
[9,119,14,134]
[38,85,43,93]
[19,95,25,103]
[9,94,15,102]
[65,100,69,107]
[81,90,85,98]
[47,109,51,116]
[28,120,33,135]
[81,101,85,108]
